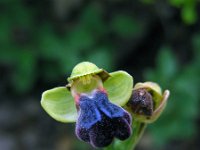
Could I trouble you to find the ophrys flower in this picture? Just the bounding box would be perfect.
[41,62,133,147]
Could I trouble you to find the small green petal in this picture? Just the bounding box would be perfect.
[41,87,77,123]
[151,90,170,122]
[104,71,133,106]
[67,61,110,82]
[134,82,162,95]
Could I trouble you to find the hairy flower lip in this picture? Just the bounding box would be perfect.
[75,90,132,148]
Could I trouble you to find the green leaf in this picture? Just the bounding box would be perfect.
[67,27,95,50]
[87,47,114,71]
[169,0,184,7]
[181,5,197,25]
[110,15,141,38]
[41,87,77,123]
[104,71,133,106]
[80,3,106,35]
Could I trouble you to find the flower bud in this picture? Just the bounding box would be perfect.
[127,88,153,116]
[127,82,170,123]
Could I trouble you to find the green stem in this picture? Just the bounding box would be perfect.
[126,121,147,150]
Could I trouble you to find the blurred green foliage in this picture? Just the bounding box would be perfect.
[0,1,146,93]
[0,0,200,149]
[110,15,141,38]
[0,1,115,93]
[144,43,200,146]
[169,0,198,24]
[141,0,198,24]
[0,1,147,93]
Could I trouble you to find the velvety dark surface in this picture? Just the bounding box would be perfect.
[76,90,131,147]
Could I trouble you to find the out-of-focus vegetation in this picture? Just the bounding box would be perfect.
[0,0,200,150]
[144,45,200,147]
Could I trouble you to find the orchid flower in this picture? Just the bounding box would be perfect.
[41,62,133,148]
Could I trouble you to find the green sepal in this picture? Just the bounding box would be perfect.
[104,71,133,106]
[41,87,77,123]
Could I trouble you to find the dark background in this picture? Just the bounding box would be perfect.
[0,0,200,150]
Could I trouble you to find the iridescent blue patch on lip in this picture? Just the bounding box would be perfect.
[75,90,132,148]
